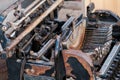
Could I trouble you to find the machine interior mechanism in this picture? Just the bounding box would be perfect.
[0,0,120,80]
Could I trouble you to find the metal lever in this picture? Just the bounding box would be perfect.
[55,36,66,80]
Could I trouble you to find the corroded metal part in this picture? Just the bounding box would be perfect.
[25,65,52,76]
[63,50,94,80]
[6,0,63,51]
[5,0,47,35]
[0,59,8,80]
[24,50,93,80]
[17,0,47,25]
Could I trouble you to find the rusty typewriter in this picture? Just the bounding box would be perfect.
[0,0,120,80]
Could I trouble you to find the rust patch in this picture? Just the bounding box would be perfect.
[25,65,51,76]
[63,50,94,80]
[25,50,93,80]
[63,50,93,66]
[0,59,8,80]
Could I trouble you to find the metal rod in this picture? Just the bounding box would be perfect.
[24,0,41,14]
[99,42,120,76]
[16,0,47,26]
[6,0,63,51]
[5,0,46,35]
[21,34,36,51]
[61,16,75,31]
[37,39,55,58]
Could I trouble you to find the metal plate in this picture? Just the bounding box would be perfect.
[24,74,55,80]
